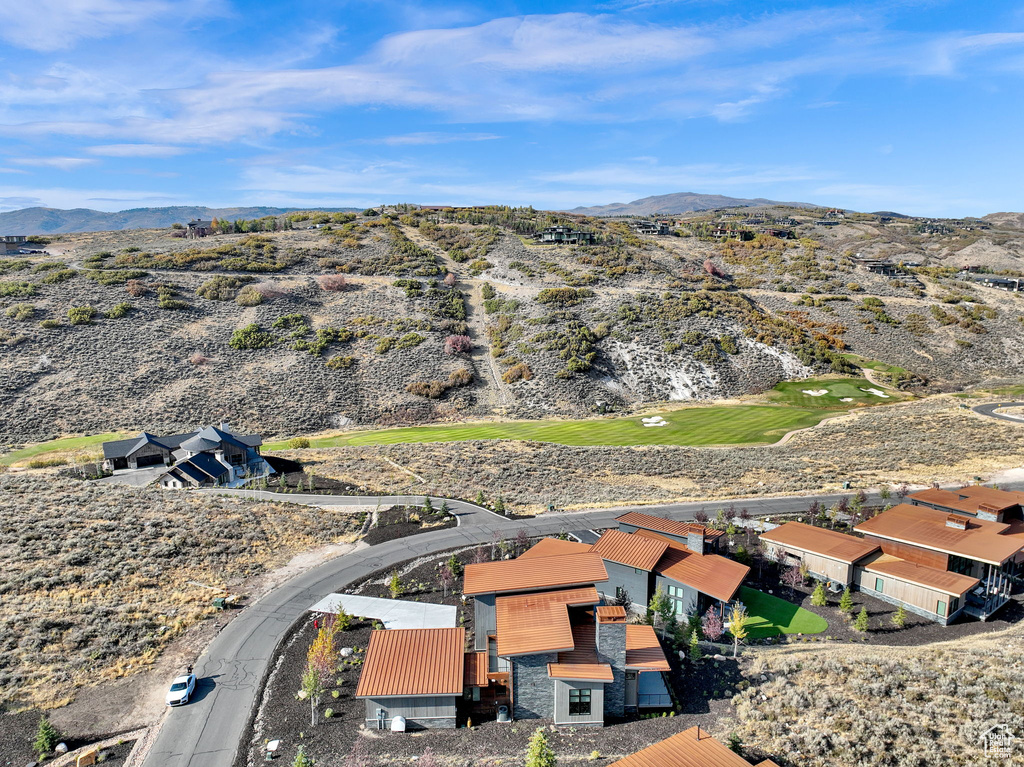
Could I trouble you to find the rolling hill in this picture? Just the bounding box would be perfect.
[566,192,820,217]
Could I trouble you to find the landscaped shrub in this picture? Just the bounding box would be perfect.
[67,306,96,325]
[229,324,276,350]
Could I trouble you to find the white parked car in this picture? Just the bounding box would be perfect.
[166,673,197,707]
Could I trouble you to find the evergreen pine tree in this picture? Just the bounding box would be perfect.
[440,500,451,517]
[891,604,907,628]
[34,716,59,760]
[475,490,486,506]
[689,630,702,662]
[839,587,854,614]
[854,606,870,632]
[423,496,434,515]
[811,581,827,607]
[493,495,506,515]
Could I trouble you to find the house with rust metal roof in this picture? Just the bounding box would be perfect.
[609,726,780,767]
[760,494,1024,625]
[355,627,465,730]
[461,548,672,726]
[590,518,749,620]
[908,485,1024,523]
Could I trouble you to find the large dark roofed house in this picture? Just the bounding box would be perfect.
[101,424,269,488]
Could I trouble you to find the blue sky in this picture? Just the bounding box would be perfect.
[1,1,1023,216]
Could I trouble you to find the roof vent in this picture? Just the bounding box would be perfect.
[946,515,968,530]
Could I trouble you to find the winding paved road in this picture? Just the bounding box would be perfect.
[972,401,1024,424]
[141,483,1024,767]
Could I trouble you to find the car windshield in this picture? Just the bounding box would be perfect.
[170,682,189,691]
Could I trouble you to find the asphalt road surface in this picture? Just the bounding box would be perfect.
[972,401,1024,424]
[142,483,1024,767]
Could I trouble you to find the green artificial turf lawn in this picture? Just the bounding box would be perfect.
[767,377,896,409]
[738,586,829,638]
[265,405,834,450]
[0,432,126,466]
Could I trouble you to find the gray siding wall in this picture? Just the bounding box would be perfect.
[553,680,605,726]
[597,622,626,719]
[362,696,457,729]
[512,653,556,720]
[598,560,651,608]
[655,575,699,617]
[474,594,496,651]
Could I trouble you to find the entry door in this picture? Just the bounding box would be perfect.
[625,672,638,708]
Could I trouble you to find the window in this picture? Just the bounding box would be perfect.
[949,555,974,576]
[569,688,592,716]
[666,584,689,616]
[615,586,625,600]
[874,577,884,593]
[936,599,947,617]
[949,597,959,614]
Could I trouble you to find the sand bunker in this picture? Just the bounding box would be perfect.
[860,387,890,398]
[840,398,854,402]
[802,389,829,396]
[642,416,669,428]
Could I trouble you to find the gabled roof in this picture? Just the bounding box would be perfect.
[102,426,260,459]
[591,529,669,571]
[625,624,670,671]
[182,452,230,479]
[170,463,208,484]
[124,432,173,457]
[759,521,879,564]
[861,554,979,597]
[355,628,465,698]
[547,623,614,683]
[855,504,1023,565]
[635,530,749,603]
[616,511,725,542]
[463,553,607,596]
[608,727,755,767]
[518,538,593,560]
[495,587,600,657]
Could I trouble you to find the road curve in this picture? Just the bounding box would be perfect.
[141,483,1024,767]
[972,401,1024,424]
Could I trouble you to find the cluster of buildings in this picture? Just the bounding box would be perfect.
[1,235,41,255]
[761,485,1024,625]
[100,424,271,489]
[354,512,749,731]
[534,225,598,245]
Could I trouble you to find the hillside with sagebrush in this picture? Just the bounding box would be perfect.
[1,206,1024,444]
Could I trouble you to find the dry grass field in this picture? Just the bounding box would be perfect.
[295,396,1024,510]
[0,473,362,708]
[720,627,1024,766]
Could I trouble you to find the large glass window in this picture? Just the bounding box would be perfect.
[569,688,592,716]
[949,597,959,614]
[949,555,974,576]
[666,585,689,616]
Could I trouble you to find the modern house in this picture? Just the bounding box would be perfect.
[609,726,780,767]
[631,220,671,236]
[100,424,270,488]
[355,628,466,730]
[760,487,1024,624]
[461,547,672,726]
[186,219,213,238]
[1,235,28,255]
[534,225,597,245]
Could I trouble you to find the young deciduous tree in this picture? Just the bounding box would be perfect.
[701,606,724,642]
[525,727,557,767]
[438,562,455,598]
[728,604,749,657]
[781,565,803,598]
[303,618,341,726]
[473,545,489,564]
[811,581,827,607]
[839,587,854,615]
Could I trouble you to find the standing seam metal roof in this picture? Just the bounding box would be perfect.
[355,628,465,698]
[634,530,750,603]
[607,727,756,767]
[759,521,879,564]
[463,552,608,596]
[590,529,669,571]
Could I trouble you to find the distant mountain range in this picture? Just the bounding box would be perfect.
[0,206,359,235]
[565,192,820,217]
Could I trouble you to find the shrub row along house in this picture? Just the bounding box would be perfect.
[761,486,1024,624]
[100,424,271,489]
[354,513,751,729]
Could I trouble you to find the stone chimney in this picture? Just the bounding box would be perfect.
[976,504,1002,522]
[945,515,968,531]
[687,525,706,555]
[596,606,627,718]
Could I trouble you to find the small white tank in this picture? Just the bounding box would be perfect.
[391,715,407,732]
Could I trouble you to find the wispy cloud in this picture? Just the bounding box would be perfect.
[85,144,187,157]
[11,157,98,171]
[365,132,502,145]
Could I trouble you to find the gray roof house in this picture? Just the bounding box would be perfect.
[101,424,269,488]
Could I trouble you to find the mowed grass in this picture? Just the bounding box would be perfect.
[739,586,828,638]
[266,405,834,450]
[0,433,126,466]
[767,377,898,409]
[839,353,907,375]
